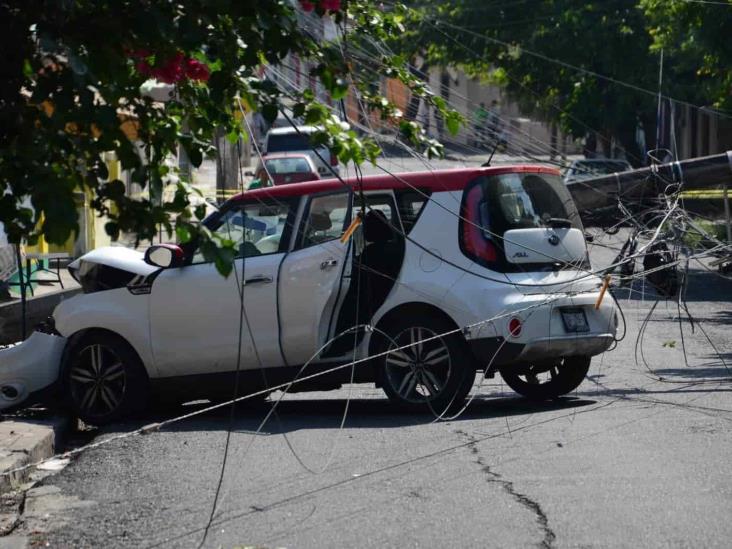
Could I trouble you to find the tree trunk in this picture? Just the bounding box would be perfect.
[215,127,240,201]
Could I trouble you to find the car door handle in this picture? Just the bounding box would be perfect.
[320,258,338,270]
[245,275,273,285]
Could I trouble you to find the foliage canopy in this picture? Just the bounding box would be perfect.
[0,0,455,274]
[401,0,732,162]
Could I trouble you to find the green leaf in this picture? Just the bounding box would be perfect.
[261,103,279,124]
[22,59,33,78]
[188,146,203,168]
[176,224,192,243]
[292,103,306,118]
[446,112,462,135]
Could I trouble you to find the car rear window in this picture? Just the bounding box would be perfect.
[460,172,583,271]
[266,133,313,153]
[265,157,312,174]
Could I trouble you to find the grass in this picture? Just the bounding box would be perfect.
[683,218,730,249]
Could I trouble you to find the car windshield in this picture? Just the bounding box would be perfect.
[264,157,312,174]
[266,133,313,153]
[193,202,291,262]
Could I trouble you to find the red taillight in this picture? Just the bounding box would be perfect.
[508,317,522,337]
[462,184,498,263]
[330,154,339,166]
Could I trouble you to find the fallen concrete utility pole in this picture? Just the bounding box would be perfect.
[566,151,732,212]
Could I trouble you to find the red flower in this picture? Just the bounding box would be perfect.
[185,58,210,82]
[135,60,153,77]
[131,50,210,84]
[321,0,341,11]
[148,51,184,84]
[299,0,315,11]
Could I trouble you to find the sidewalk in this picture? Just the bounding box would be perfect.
[0,415,69,494]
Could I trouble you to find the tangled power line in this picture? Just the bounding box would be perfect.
[4,8,732,547]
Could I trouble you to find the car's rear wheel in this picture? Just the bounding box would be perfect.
[499,356,591,399]
[64,332,149,425]
[377,316,475,413]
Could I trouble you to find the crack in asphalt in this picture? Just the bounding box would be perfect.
[455,429,556,549]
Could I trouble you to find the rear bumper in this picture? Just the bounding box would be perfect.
[516,333,614,362]
[0,332,66,410]
[468,333,614,368]
[467,337,524,367]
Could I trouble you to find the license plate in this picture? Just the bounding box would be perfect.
[561,308,589,333]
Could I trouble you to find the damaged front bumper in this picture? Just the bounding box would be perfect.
[0,332,67,410]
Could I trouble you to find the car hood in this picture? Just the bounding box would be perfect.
[68,246,159,277]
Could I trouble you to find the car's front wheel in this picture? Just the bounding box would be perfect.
[64,332,149,425]
[376,316,475,414]
[499,356,591,399]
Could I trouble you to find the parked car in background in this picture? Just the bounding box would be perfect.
[264,125,340,177]
[564,158,633,184]
[0,165,618,424]
[248,153,320,188]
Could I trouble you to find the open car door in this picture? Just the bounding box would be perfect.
[278,191,352,366]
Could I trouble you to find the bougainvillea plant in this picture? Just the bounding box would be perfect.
[0,0,460,275]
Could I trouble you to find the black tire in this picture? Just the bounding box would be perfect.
[376,315,475,413]
[63,332,150,425]
[500,356,591,399]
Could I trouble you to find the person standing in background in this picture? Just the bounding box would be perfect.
[473,102,489,148]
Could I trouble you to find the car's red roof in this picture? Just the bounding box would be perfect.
[232,164,560,202]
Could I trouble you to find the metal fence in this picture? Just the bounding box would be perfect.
[0,245,17,285]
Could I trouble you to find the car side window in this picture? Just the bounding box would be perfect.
[357,194,401,235]
[297,193,351,248]
[191,201,292,263]
[395,189,430,234]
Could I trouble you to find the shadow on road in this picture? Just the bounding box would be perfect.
[652,366,732,379]
[96,394,598,436]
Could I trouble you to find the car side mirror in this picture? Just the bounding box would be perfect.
[144,244,184,269]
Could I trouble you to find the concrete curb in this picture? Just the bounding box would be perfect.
[0,417,69,494]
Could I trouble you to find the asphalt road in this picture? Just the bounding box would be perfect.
[9,232,732,548]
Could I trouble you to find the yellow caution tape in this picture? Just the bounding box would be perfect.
[595,274,611,310]
[340,214,362,243]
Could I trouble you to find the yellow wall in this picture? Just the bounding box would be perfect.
[26,154,121,257]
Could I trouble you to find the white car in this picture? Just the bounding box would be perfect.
[0,166,618,424]
[264,126,340,177]
[564,158,633,184]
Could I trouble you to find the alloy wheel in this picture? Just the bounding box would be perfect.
[514,362,560,386]
[500,356,591,399]
[69,344,127,417]
[384,326,452,404]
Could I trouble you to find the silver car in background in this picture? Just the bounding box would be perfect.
[264,126,340,177]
